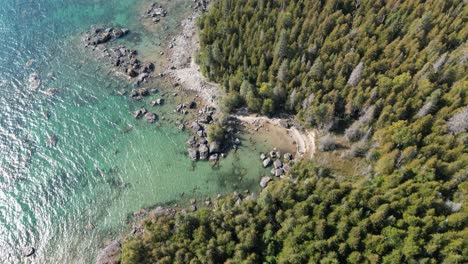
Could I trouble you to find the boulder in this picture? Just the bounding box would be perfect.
[260,176,271,188]
[187,136,197,147]
[138,88,149,96]
[136,73,149,84]
[191,122,202,132]
[127,68,138,77]
[263,158,272,168]
[209,141,221,153]
[97,240,121,264]
[22,247,35,257]
[279,119,290,128]
[133,108,147,119]
[274,168,284,177]
[260,153,267,160]
[28,73,41,91]
[188,148,198,161]
[284,153,293,161]
[144,112,157,123]
[198,137,207,144]
[196,130,206,137]
[198,114,213,124]
[209,154,219,162]
[45,88,58,96]
[152,98,164,106]
[283,164,291,173]
[273,159,282,169]
[199,144,209,160]
[269,151,277,159]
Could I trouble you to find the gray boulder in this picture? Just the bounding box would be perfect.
[199,144,209,160]
[22,247,35,257]
[260,153,267,160]
[263,158,272,168]
[274,168,284,177]
[133,108,147,119]
[97,240,121,264]
[209,141,221,153]
[273,159,282,169]
[188,148,198,161]
[260,176,271,188]
[144,112,157,123]
[209,154,219,162]
[152,98,164,106]
[284,153,293,161]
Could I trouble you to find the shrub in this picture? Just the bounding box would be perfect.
[318,134,338,152]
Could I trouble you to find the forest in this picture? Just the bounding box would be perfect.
[120,0,467,263]
[121,163,466,263]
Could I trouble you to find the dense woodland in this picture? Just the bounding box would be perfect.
[121,163,467,263]
[120,0,467,263]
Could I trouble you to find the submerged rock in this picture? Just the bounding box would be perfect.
[188,148,198,161]
[133,108,147,119]
[84,27,129,46]
[144,112,157,123]
[22,246,35,257]
[46,134,58,147]
[44,88,58,96]
[28,73,41,91]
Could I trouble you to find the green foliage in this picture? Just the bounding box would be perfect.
[121,162,467,263]
[207,120,226,143]
[119,1,468,263]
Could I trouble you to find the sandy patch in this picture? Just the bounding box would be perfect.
[234,115,316,160]
[165,12,222,109]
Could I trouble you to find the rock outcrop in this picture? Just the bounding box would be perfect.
[97,240,121,264]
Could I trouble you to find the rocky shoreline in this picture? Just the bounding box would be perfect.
[93,1,313,262]
[83,26,154,86]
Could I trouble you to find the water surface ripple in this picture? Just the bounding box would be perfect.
[0,1,270,262]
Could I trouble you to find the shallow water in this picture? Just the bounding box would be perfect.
[0,0,273,263]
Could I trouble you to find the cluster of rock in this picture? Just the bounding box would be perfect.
[186,106,232,162]
[174,100,196,115]
[128,87,158,101]
[192,0,210,11]
[259,149,294,188]
[144,3,167,23]
[186,127,220,162]
[83,27,154,85]
[106,46,154,85]
[133,108,158,123]
[84,26,129,46]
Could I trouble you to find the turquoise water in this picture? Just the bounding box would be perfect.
[0,1,271,263]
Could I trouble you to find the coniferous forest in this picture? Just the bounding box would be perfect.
[121,0,467,263]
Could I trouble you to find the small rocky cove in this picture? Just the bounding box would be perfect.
[78,2,301,263]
